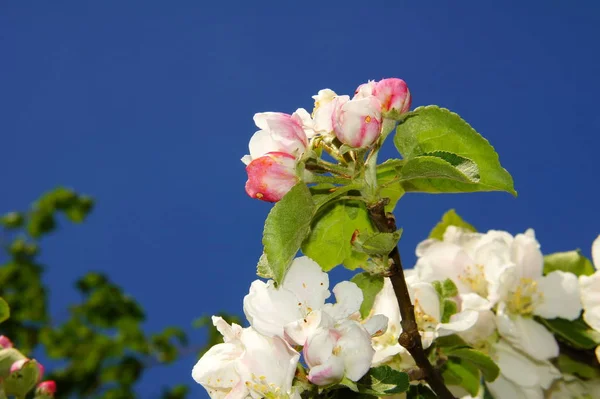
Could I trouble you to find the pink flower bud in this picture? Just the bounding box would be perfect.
[245,152,298,202]
[38,362,45,379]
[372,78,411,114]
[0,335,13,348]
[36,380,57,396]
[10,358,28,373]
[332,96,382,148]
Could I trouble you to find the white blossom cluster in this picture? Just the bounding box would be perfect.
[192,256,389,398]
[370,228,600,398]
[191,230,600,399]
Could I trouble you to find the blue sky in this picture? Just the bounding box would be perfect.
[2,1,599,397]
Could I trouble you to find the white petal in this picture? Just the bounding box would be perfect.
[487,374,542,399]
[322,281,363,321]
[212,316,243,343]
[437,310,479,336]
[282,256,330,314]
[459,309,496,345]
[303,327,337,368]
[511,232,544,280]
[248,130,279,160]
[410,282,441,322]
[243,280,302,338]
[291,108,315,139]
[494,340,541,387]
[496,310,558,361]
[593,235,600,268]
[307,356,345,386]
[596,346,600,363]
[284,310,334,346]
[363,314,388,337]
[192,342,242,392]
[414,242,472,292]
[238,328,300,396]
[460,293,492,311]
[580,271,600,331]
[337,320,375,381]
[534,271,582,320]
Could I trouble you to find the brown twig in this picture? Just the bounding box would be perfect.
[367,199,456,399]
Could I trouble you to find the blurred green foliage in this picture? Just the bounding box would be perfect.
[0,187,239,399]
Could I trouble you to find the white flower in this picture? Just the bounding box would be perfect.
[303,313,376,385]
[369,277,478,364]
[416,227,582,361]
[243,256,380,346]
[545,372,600,398]
[579,234,600,361]
[311,89,338,135]
[486,340,560,399]
[331,95,382,148]
[191,317,300,399]
[241,110,312,165]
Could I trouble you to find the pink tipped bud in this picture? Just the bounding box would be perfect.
[245,152,298,202]
[36,380,57,396]
[332,95,382,148]
[0,335,13,348]
[38,362,45,380]
[10,358,28,373]
[372,78,411,115]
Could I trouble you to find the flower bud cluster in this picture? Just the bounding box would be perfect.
[242,78,411,202]
[0,335,57,397]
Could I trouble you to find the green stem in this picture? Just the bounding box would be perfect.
[314,183,362,209]
[306,159,353,178]
[307,174,352,185]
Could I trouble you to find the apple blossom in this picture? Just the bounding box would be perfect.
[0,335,13,348]
[354,78,411,115]
[579,235,600,361]
[245,152,298,202]
[241,111,311,166]
[311,89,338,136]
[303,316,375,385]
[243,256,387,347]
[331,95,382,148]
[486,340,560,399]
[191,316,300,399]
[36,380,57,396]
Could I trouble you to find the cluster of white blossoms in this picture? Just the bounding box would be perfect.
[370,228,600,398]
[192,257,389,398]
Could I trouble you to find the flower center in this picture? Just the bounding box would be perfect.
[414,299,438,332]
[506,277,543,316]
[457,264,488,297]
[246,374,286,399]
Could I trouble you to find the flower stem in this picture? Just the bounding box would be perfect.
[367,199,456,399]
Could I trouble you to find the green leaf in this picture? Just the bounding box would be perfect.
[355,365,410,395]
[263,183,315,284]
[442,278,459,298]
[429,209,477,240]
[407,384,437,399]
[351,273,384,319]
[394,106,516,195]
[556,353,600,379]
[435,334,470,349]
[0,212,23,229]
[441,299,458,323]
[352,230,402,256]
[256,253,273,279]
[538,317,600,350]
[0,298,9,324]
[446,347,500,382]
[4,359,40,397]
[441,358,482,396]
[376,159,405,212]
[399,152,480,184]
[302,200,374,271]
[544,250,595,277]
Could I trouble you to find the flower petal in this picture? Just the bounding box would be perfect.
[337,320,375,381]
[437,310,478,336]
[322,281,363,321]
[243,280,302,338]
[282,256,330,314]
[534,270,582,320]
[363,314,388,337]
[192,342,242,395]
[593,235,600,268]
[307,356,345,386]
[496,309,558,361]
[248,130,280,161]
[580,271,600,331]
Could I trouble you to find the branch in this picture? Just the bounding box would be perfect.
[367,199,456,399]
